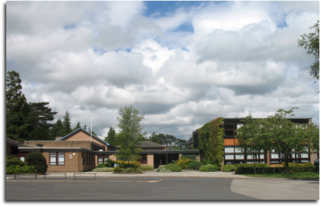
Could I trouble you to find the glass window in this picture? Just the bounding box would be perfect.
[247,154,253,159]
[225,155,234,160]
[301,160,310,162]
[98,157,103,164]
[260,154,264,159]
[58,153,64,165]
[271,153,279,159]
[235,147,243,153]
[301,153,308,158]
[225,130,234,136]
[224,147,234,153]
[246,161,254,164]
[224,124,233,129]
[304,146,309,152]
[235,154,244,159]
[20,157,25,162]
[260,160,265,163]
[50,153,56,165]
[270,160,279,163]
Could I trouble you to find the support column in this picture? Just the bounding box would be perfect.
[179,154,182,159]
[267,150,270,165]
[166,153,168,165]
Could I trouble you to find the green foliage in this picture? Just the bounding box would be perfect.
[298,20,319,80]
[62,111,72,135]
[73,121,81,131]
[105,159,115,167]
[26,152,48,174]
[282,162,315,168]
[6,157,25,167]
[114,160,141,169]
[6,165,35,174]
[222,165,236,172]
[156,165,172,173]
[234,163,270,169]
[235,167,318,174]
[202,160,213,165]
[115,105,144,161]
[165,163,182,172]
[198,117,224,167]
[92,167,114,172]
[96,164,106,168]
[113,166,123,173]
[140,165,154,171]
[199,164,219,172]
[186,160,202,169]
[104,126,117,146]
[181,154,197,160]
[175,158,190,169]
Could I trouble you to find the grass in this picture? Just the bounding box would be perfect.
[243,172,319,179]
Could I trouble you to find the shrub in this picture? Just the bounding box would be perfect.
[6,165,35,174]
[105,159,115,167]
[199,164,219,172]
[235,167,318,174]
[165,164,182,172]
[26,152,48,174]
[158,168,172,172]
[202,160,213,165]
[140,165,154,171]
[234,163,270,169]
[96,164,106,168]
[282,162,315,168]
[114,160,141,169]
[223,165,236,172]
[113,166,123,173]
[6,157,25,167]
[186,160,202,170]
[92,167,114,172]
[181,154,197,160]
[6,165,16,174]
[175,158,190,169]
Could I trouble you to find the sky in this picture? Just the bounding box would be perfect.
[5,1,320,141]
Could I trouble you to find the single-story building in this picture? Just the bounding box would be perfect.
[16,128,200,172]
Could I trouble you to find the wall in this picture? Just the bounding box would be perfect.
[63,131,108,150]
[43,151,80,172]
[26,141,92,150]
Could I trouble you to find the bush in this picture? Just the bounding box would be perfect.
[6,165,35,174]
[186,160,202,170]
[96,164,106,168]
[113,166,123,173]
[92,167,114,172]
[175,158,190,169]
[105,159,115,167]
[6,165,16,174]
[114,160,141,169]
[181,154,197,160]
[26,152,48,174]
[235,167,319,174]
[6,157,25,167]
[282,162,315,168]
[158,168,172,172]
[202,160,213,165]
[140,165,154,171]
[199,164,219,172]
[165,164,182,172]
[234,163,270,169]
[223,165,236,172]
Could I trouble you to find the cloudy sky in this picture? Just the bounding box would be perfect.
[6,1,319,141]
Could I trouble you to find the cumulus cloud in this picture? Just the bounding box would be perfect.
[6,1,319,140]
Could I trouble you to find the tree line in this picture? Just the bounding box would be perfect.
[6,71,97,142]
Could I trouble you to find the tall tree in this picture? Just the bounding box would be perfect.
[62,111,72,135]
[149,132,161,144]
[6,71,30,142]
[83,124,87,131]
[73,121,81,131]
[236,116,270,174]
[298,20,319,80]
[104,126,117,146]
[49,119,64,138]
[115,105,144,161]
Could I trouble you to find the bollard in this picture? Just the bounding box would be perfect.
[65,173,66,179]
[44,174,46,179]
[35,173,37,179]
[94,173,96,180]
[14,173,16,179]
[74,173,75,179]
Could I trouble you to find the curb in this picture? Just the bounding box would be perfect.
[6,179,164,183]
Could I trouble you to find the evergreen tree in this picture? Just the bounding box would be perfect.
[105,126,117,146]
[73,121,81,131]
[49,119,64,138]
[83,124,87,131]
[6,71,30,142]
[62,111,72,135]
[149,132,161,144]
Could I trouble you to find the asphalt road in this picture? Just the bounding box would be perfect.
[6,177,257,201]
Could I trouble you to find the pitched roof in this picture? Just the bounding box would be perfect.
[59,128,110,146]
[55,137,63,141]
[116,141,166,148]
[6,138,24,146]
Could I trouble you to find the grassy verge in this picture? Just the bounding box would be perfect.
[243,172,319,179]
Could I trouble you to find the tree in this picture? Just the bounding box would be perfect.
[83,124,87,131]
[236,116,270,174]
[104,127,117,146]
[298,20,319,80]
[62,111,72,135]
[6,71,30,142]
[115,105,145,161]
[149,132,161,144]
[49,119,64,138]
[88,127,97,136]
[264,108,309,172]
[73,121,81,131]
[298,123,319,153]
[26,152,48,174]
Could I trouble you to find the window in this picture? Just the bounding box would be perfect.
[224,147,234,153]
[235,147,243,153]
[98,156,103,164]
[97,155,109,164]
[140,154,147,164]
[224,124,233,129]
[247,154,253,160]
[20,157,25,162]
[236,124,243,129]
[271,153,279,159]
[225,130,234,136]
[50,152,65,166]
[301,153,308,158]
[235,154,244,159]
[225,155,234,160]
[260,154,264,159]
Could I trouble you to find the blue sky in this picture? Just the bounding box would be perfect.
[6,1,319,140]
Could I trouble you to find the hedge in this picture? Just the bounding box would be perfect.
[234,163,270,169]
[282,162,314,167]
[235,167,319,174]
[165,164,182,172]
[6,165,35,174]
[199,164,219,172]
[186,160,202,170]
[222,165,236,172]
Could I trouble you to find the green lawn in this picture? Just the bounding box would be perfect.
[243,172,319,179]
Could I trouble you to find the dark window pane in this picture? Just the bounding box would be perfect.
[225,130,234,136]
[224,124,234,129]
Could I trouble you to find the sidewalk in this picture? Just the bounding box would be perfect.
[41,169,251,179]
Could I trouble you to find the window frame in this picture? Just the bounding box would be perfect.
[50,152,65,166]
